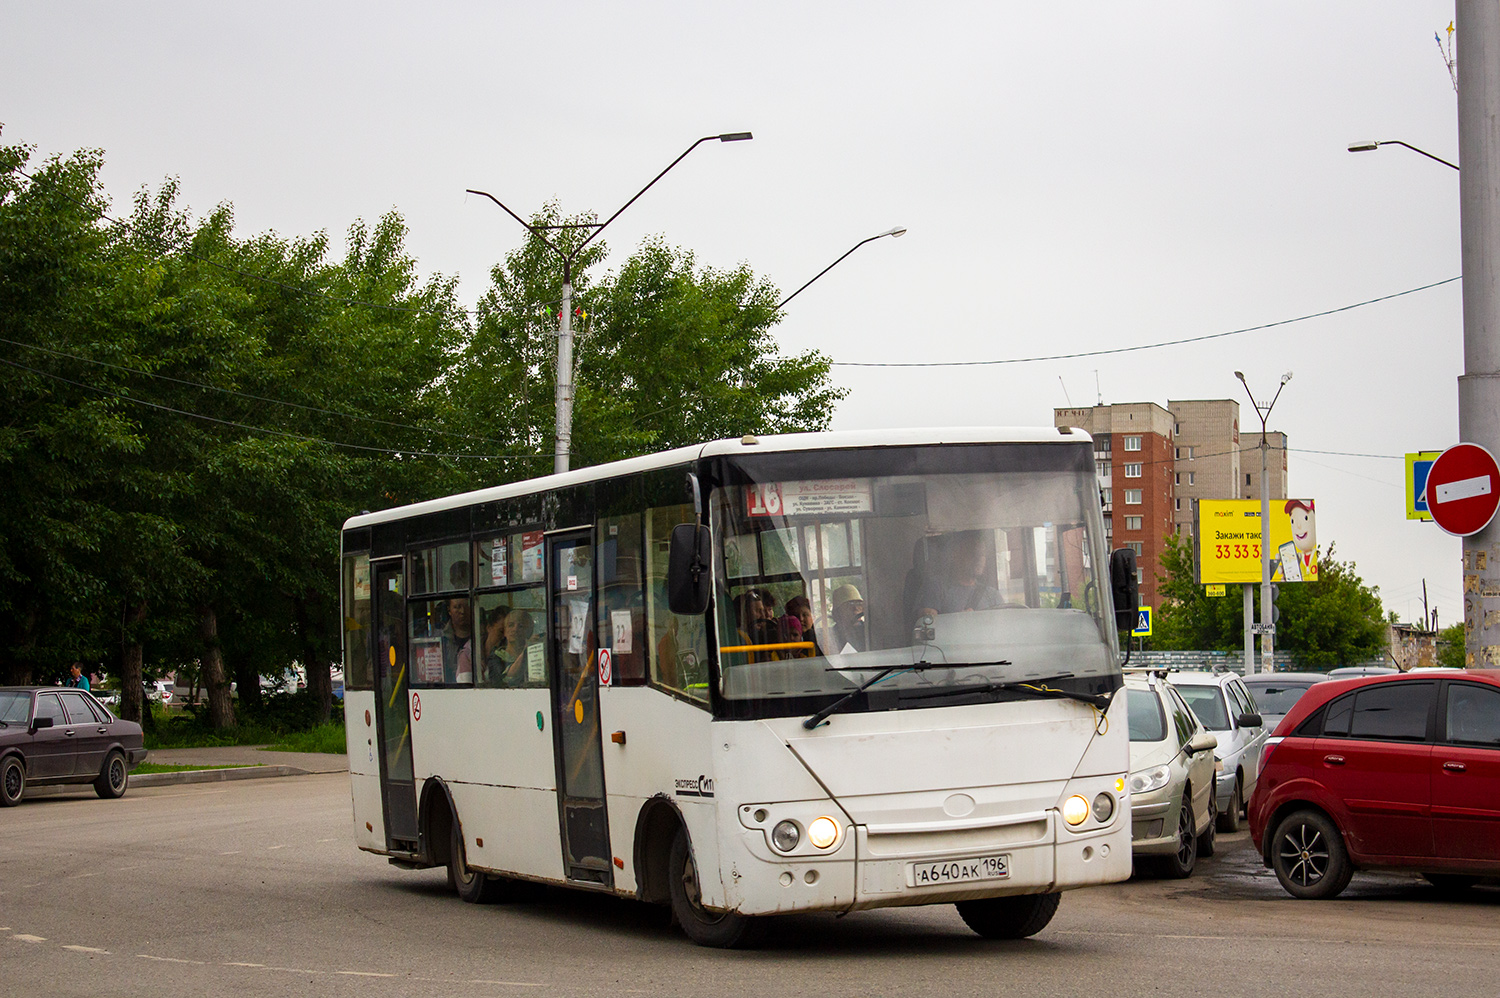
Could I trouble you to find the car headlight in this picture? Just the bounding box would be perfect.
[1128,765,1171,795]
[1062,794,1090,826]
[771,820,801,851]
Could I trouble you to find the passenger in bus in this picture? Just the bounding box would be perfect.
[486,608,536,686]
[829,584,867,653]
[784,595,821,657]
[734,590,781,662]
[914,530,1003,621]
[442,597,475,685]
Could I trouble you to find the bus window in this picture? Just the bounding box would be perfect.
[475,589,547,687]
[598,514,647,686]
[408,597,475,687]
[342,553,373,690]
[646,504,709,704]
[409,542,470,596]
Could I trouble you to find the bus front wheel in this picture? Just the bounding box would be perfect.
[956,892,1061,939]
[449,821,503,904]
[667,827,761,948]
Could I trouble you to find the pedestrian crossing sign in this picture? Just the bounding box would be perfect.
[1132,606,1153,637]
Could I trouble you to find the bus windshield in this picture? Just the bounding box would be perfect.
[710,444,1120,715]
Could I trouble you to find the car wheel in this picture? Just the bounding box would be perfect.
[1197,782,1217,858]
[1270,809,1353,899]
[668,826,761,948]
[0,755,24,807]
[93,750,128,799]
[956,892,1061,939]
[1423,873,1479,893]
[1216,774,1242,833]
[449,820,503,904]
[1159,790,1198,879]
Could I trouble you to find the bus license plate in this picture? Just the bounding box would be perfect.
[906,854,1010,887]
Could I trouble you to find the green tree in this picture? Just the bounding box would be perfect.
[1437,622,1466,669]
[1154,533,1387,669]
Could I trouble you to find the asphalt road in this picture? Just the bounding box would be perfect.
[3,774,1496,997]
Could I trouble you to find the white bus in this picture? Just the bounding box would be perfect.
[340,427,1138,947]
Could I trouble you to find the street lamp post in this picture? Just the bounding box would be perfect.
[1347,139,1460,171]
[469,131,753,475]
[776,227,907,310]
[1235,370,1292,675]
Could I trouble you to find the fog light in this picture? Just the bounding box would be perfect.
[771,820,801,851]
[808,816,839,849]
[1092,792,1115,823]
[1062,794,1090,826]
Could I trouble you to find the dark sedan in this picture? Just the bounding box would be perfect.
[0,687,147,805]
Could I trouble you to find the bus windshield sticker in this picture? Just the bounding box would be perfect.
[520,531,544,582]
[747,479,873,518]
[414,642,443,684]
[612,610,633,654]
[491,538,508,586]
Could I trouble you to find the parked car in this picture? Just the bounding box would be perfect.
[1243,672,1328,732]
[1249,670,1500,898]
[1125,674,1219,877]
[0,687,148,806]
[1168,671,1267,831]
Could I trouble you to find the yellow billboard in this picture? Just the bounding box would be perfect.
[1198,499,1318,584]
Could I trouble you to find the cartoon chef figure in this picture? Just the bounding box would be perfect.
[1278,499,1318,582]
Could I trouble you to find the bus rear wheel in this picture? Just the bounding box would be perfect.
[956,892,1061,939]
[668,827,761,948]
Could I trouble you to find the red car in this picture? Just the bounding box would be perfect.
[1248,670,1500,898]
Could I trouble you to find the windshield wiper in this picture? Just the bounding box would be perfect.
[803,661,1008,730]
[900,673,1113,710]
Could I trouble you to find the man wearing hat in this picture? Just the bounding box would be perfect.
[830,584,867,653]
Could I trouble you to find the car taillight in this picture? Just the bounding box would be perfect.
[1258,736,1284,774]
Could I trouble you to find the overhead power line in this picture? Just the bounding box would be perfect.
[831,277,1461,368]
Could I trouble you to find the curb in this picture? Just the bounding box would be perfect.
[131,765,311,787]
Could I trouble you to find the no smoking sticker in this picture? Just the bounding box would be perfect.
[598,648,612,686]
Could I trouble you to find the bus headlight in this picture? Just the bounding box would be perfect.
[807,816,840,849]
[1092,792,1115,823]
[771,820,801,851]
[1062,795,1090,826]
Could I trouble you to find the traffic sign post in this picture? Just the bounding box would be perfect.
[1406,451,1442,521]
[1423,443,1500,537]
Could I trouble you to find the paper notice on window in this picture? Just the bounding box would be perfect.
[612,610,633,654]
[569,599,589,654]
[353,559,371,601]
[747,479,873,517]
[414,642,444,684]
[520,531,544,582]
[490,538,508,586]
[527,643,545,683]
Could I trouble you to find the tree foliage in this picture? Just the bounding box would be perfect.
[0,144,848,727]
[1153,532,1387,669]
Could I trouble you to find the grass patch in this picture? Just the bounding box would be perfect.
[262,723,347,754]
[134,762,260,774]
[143,693,347,751]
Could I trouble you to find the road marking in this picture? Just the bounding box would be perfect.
[67,871,101,879]
[218,851,242,856]
[318,837,337,843]
[62,945,110,954]
[338,971,397,978]
[138,954,207,965]
[468,980,548,988]
[224,962,266,968]
[266,844,289,850]
[12,934,47,943]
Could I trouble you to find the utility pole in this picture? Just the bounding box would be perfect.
[468,132,752,475]
[1457,1,1500,667]
[1235,370,1292,674]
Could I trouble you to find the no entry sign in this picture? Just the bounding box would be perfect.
[1424,443,1500,537]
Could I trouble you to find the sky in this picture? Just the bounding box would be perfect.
[0,2,1470,628]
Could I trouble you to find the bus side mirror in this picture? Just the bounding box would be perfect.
[1109,548,1139,631]
[667,523,712,616]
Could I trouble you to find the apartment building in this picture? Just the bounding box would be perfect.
[1055,399,1288,608]
[1053,403,1175,608]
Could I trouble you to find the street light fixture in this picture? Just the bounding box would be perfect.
[776,226,907,310]
[1234,370,1293,675]
[468,131,753,474]
[1347,139,1460,171]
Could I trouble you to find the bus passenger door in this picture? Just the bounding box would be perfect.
[373,562,419,850]
[548,530,613,887]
